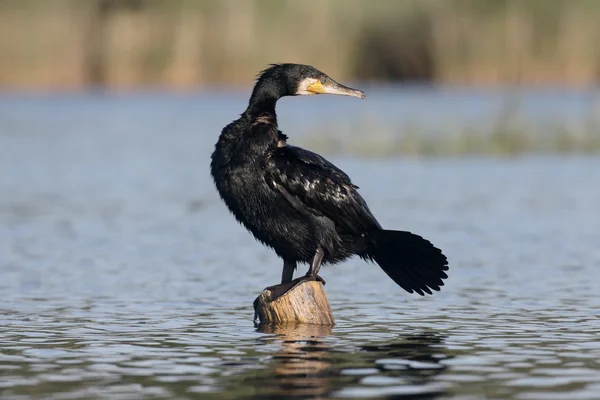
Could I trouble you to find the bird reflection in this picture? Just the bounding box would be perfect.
[237,323,451,400]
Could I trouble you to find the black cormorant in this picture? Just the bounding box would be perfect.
[210,64,448,295]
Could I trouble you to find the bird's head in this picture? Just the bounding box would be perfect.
[252,64,366,104]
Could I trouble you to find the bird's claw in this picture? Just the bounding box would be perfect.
[304,274,326,285]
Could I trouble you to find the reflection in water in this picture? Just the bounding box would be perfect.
[257,323,334,399]
[237,323,450,399]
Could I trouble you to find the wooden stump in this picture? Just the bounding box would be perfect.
[253,276,335,325]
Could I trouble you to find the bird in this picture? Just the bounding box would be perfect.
[210,63,448,295]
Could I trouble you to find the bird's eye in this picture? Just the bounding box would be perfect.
[320,77,327,85]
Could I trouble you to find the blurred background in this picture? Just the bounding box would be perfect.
[1,0,600,155]
[2,2,600,399]
[2,0,600,89]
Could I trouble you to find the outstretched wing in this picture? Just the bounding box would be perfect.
[265,145,380,234]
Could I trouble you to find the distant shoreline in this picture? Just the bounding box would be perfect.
[1,0,599,90]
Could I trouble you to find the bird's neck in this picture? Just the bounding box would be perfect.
[245,96,278,118]
[245,80,285,118]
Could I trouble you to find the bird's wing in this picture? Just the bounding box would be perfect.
[265,145,380,234]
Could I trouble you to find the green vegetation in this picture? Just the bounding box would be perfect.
[1,0,600,89]
[299,110,600,157]
[300,127,600,157]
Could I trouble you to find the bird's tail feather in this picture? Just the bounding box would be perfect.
[365,229,449,295]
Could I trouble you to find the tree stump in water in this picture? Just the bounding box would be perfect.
[253,276,335,325]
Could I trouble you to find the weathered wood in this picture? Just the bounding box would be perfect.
[253,277,335,325]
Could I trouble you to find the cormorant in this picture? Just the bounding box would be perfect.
[210,64,448,295]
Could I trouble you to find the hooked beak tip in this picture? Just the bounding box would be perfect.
[341,86,365,100]
[336,86,366,100]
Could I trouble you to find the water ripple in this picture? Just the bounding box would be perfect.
[2,96,600,399]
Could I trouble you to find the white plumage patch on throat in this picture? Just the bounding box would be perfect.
[295,78,319,95]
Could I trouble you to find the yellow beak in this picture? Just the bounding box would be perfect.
[307,80,366,99]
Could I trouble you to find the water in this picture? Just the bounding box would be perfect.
[1,90,600,399]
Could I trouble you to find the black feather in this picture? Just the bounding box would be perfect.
[210,63,449,295]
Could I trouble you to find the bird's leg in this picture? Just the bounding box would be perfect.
[306,246,326,285]
[281,260,296,284]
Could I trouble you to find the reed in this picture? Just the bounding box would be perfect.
[299,110,600,157]
[1,0,599,89]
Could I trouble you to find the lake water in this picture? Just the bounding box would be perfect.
[1,90,600,399]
